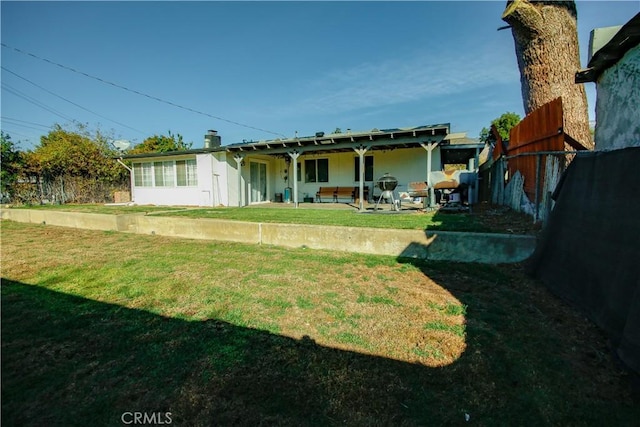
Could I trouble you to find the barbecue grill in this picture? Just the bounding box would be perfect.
[374,173,399,211]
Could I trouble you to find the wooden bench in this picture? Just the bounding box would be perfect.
[335,186,356,202]
[316,186,336,202]
[316,186,370,203]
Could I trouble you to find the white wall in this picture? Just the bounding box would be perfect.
[134,186,201,206]
[240,147,442,202]
[195,153,214,207]
[211,152,230,206]
[132,154,216,207]
[130,146,451,206]
[594,45,640,150]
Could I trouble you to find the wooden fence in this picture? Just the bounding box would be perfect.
[508,97,566,201]
[480,97,589,222]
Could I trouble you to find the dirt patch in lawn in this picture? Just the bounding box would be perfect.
[467,202,543,235]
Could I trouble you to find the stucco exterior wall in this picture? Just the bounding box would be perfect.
[594,44,640,150]
[237,147,443,204]
[133,153,217,207]
[211,152,230,206]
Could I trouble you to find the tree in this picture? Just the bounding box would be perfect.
[1,132,24,200]
[19,124,128,203]
[129,131,192,154]
[479,112,521,144]
[502,0,593,149]
[35,124,121,179]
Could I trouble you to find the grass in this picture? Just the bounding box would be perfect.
[7,202,542,234]
[2,220,638,425]
[7,203,494,232]
[11,203,185,215]
[155,206,490,231]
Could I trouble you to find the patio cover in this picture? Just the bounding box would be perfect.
[224,124,451,155]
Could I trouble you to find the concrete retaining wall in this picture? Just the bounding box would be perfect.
[127,216,261,244]
[1,209,121,231]
[260,223,535,263]
[1,209,536,264]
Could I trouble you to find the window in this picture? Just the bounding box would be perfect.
[154,161,175,187]
[133,159,196,187]
[133,162,153,187]
[354,156,374,181]
[305,158,329,183]
[134,163,142,187]
[176,159,197,186]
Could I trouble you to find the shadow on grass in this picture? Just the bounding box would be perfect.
[2,273,638,426]
[428,206,492,234]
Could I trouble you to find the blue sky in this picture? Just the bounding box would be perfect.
[2,1,638,150]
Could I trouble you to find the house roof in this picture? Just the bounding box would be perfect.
[116,146,223,160]
[116,123,483,163]
[575,12,640,83]
[224,123,452,156]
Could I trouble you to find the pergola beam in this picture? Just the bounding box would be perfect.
[226,135,445,157]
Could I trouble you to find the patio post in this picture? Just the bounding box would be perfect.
[233,154,244,207]
[474,146,480,205]
[288,150,300,208]
[354,145,370,212]
[420,142,439,208]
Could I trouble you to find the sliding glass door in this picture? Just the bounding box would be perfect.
[250,161,267,203]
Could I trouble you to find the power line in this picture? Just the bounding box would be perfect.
[1,119,50,132]
[1,116,52,129]
[0,117,111,147]
[0,127,39,142]
[2,66,148,135]
[1,43,288,138]
[2,82,75,122]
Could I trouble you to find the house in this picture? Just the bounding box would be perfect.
[118,124,484,209]
[575,12,640,150]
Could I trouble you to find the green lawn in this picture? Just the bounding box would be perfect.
[155,207,487,231]
[9,203,495,232]
[11,203,184,216]
[2,221,636,426]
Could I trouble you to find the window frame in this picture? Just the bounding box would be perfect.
[132,158,197,188]
[354,155,374,182]
[304,158,329,183]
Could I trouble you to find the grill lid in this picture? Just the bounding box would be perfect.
[377,173,398,191]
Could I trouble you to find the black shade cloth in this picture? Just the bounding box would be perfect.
[527,147,640,374]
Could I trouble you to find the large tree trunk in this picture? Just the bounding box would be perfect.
[502,0,593,149]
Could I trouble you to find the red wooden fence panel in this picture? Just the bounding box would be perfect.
[507,97,565,200]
